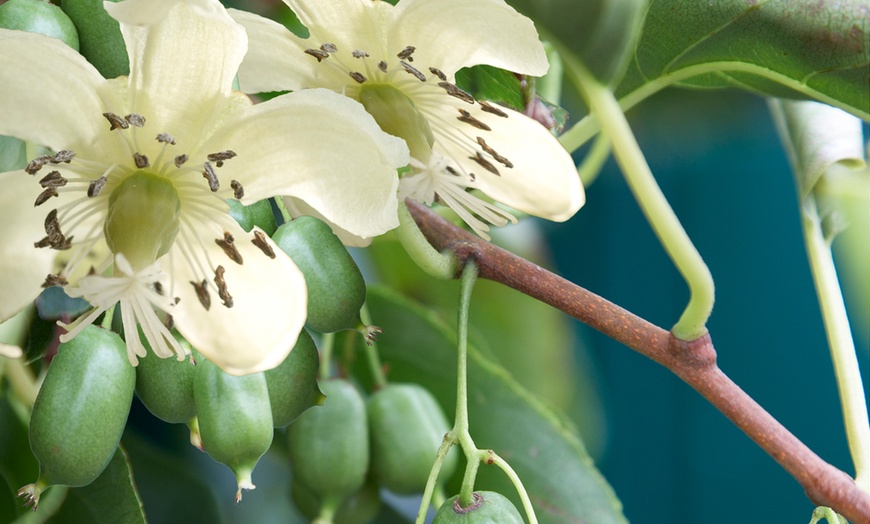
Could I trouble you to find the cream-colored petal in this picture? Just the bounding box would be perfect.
[390,0,548,78]
[282,0,388,51]
[203,88,408,239]
[431,103,583,222]
[0,171,58,322]
[282,196,372,247]
[169,225,307,375]
[117,0,247,144]
[0,30,105,150]
[103,0,178,25]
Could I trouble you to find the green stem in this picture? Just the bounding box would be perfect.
[415,437,457,524]
[562,53,715,340]
[454,262,479,506]
[810,506,847,524]
[487,451,539,524]
[571,132,611,187]
[359,304,387,389]
[396,199,456,280]
[802,199,870,492]
[101,305,115,330]
[319,332,334,382]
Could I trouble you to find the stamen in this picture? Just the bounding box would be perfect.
[349,71,367,83]
[202,162,219,192]
[103,112,129,130]
[251,230,276,259]
[191,279,211,310]
[230,180,244,200]
[305,48,330,62]
[476,137,513,168]
[207,150,237,167]
[34,188,58,206]
[125,114,146,127]
[213,265,233,308]
[445,166,460,176]
[352,50,369,58]
[42,274,67,288]
[320,43,338,53]
[469,152,500,175]
[400,61,426,82]
[175,154,189,168]
[457,109,491,131]
[479,100,508,118]
[154,281,164,295]
[51,150,75,164]
[397,46,416,61]
[429,67,447,81]
[134,152,150,168]
[215,231,243,264]
[43,209,72,250]
[378,61,388,73]
[88,175,108,197]
[438,82,474,104]
[156,133,176,145]
[34,237,51,248]
[25,155,53,175]
[39,171,67,188]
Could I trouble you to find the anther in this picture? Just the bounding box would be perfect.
[457,109,491,131]
[251,230,276,259]
[156,133,176,145]
[349,71,367,83]
[378,61,388,73]
[445,166,460,176]
[397,46,416,61]
[51,150,75,164]
[175,154,189,168]
[476,137,513,168]
[352,49,369,58]
[305,48,330,62]
[400,61,426,82]
[429,67,447,81]
[34,237,51,248]
[215,231,243,265]
[42,273,68,288]
[87,175,108,197]
[133,152,150,168]
[154,281,164,295]
[25,155,53,175]
[164,313,175,331]
[125,114,146,127]
[43,209,72,250]
[230,180,244,200]
[214,265,233,308]
[438,82,474,104]
[479,100,508,118]
[320,43,338,53]
[103,112,129,130]
[191,279,211,310]
[34,188,58,206]
[39,171,67,189]
[207,150,237,167]
[469,152,500,175]
[202,162,219,192]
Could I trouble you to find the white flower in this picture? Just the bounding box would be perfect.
[230,0,584,241]
[0,0,408,374]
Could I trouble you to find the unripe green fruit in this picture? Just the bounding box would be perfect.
[135,337,196,424]
[272,217,366,334]
[367,383,456,493]
[194,357,273,502]
[264,329,324,427]
[0,0,79,50]
[287,379,369,502]
[433,491,524,524]
[60,0,129,78]
[227,198,278,236]
[21,326,135,508]
[291,480,381,524]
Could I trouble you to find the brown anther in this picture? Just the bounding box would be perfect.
[103,112,129,130]
[349,71,367,83]
[34,188,58,207]
[378,60,388,73]
[251,230,276,259]
[164,313,175,331]
[39,171,67,189]
[400,61,426,82]
[34,236,51,248]
[44,209,64,244]
[207,150,237,167]
[88,175,108,197]
[202,162,219,192]
[25,155,53,175]
[174,154,189,168]
[476,137,513,168]
[428,67,447,81]
[438,81,474,104]
[191,279,211,310]
[230,180,244,200]
[445,165,460,176]
[397,45,416,61]
[154,281,164,295]
[215,231,243,264]
[51,150,75,164]
[469,152,500,175]
[42,273,68,288]
[320,42,338,53]
[479,100,508,118]
[156,133,176,145]
[305,48,330,62]
[457,109,491,131]
[133,152,150,168]
[352,49,369,58]
[125,114,146,127]
[214,265,233,308]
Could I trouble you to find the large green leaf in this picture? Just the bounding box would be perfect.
[615,0,870,119]
[356,287,625,524]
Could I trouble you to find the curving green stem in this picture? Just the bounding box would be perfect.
[454,262,479,507]
[562,53,715,340]
[396,199,456,280]
[359,304,387,388]
[486,450,538,524]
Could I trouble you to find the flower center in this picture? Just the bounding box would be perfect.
[358,83,434,160]
[104,170,181,272]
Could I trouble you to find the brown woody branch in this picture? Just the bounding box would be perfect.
[405,199,870,523]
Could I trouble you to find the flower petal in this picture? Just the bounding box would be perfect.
[0,171,57,322]
[115,0,247,143]
[0,30,105,150]
[432,103,583,222]
[282,196,372,247]
[169,225,307,375]
[202,88,408,239]
[103,0,179,25]
[390,0,548,77]
[281,0,388,51]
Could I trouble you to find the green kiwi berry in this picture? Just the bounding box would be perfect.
[433,491,524,524]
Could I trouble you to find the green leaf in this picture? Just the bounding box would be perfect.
[60,0,129,79]
[455,65,525,111]
[357,287,625,524]
[615,0,870,119]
